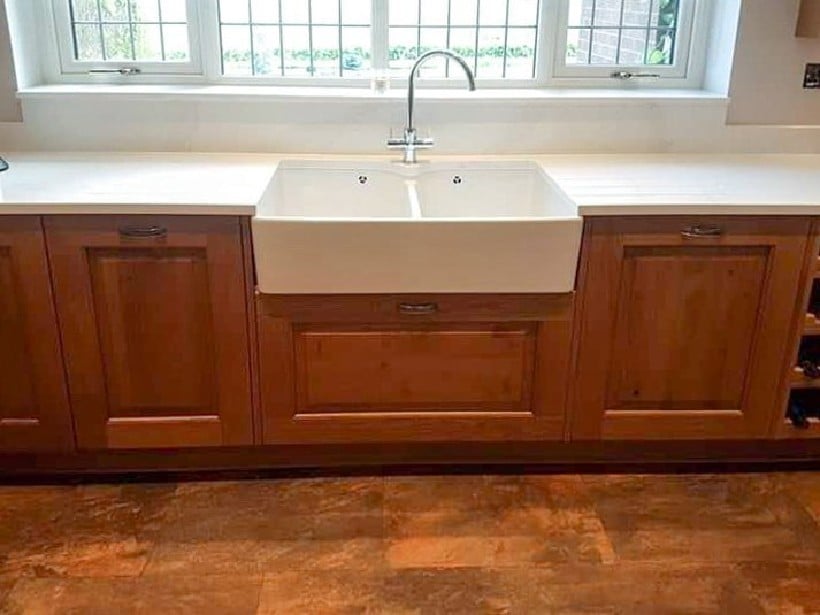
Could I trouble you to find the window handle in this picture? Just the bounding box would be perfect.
[89,68,142,76]
[610,71,662,80]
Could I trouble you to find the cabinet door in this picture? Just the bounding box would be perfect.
[258,294,573,444]
[0,217,73,452]
[572,216,810,440]
[45,216,253,449]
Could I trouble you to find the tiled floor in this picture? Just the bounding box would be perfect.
[0,471,818,614]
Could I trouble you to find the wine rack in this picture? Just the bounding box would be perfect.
[781,236,820,436]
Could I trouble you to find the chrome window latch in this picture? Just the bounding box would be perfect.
[610,70,662,80]
[88,67,142,76]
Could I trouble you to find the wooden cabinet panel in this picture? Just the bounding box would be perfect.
[572,216,810,440]
[259,294,572,444]
[610,246,766,411]
[296,327,534,412]
[0,217,73,452]
[45,216,253,450]
[88,248,216,417]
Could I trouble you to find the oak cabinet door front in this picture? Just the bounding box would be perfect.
[0,216,73,452]
[258,294,573,444]
[45,216,253,450]
[572,216,810,440]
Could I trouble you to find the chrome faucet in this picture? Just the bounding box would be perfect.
[387,49,476,164]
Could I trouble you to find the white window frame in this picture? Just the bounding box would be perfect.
[551,0,706,87]
[37,0,710,89]
[50,0,203,76]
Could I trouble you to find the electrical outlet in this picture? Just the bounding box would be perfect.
[804,63,820,89]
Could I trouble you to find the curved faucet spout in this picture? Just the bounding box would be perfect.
[386,49,476,163]
[407,50,476,134]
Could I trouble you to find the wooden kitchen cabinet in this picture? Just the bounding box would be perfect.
[571,216,811,440]
[797,0,820,37]
[0,217,74,452]
[44,215,254,449]
[257,294,573,444]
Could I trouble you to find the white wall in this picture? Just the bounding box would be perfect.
[0,0,20,123]
[728,0,820,124]
[703,0,741,95]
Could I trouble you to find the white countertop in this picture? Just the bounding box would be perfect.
[1,152,820,216]
[0,153,277,215]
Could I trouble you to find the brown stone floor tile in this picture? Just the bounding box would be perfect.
[738,561,820,614]
[258,563,762,615]
[153,479,384,543]
[0,577,17,609]
[386,533,612,569]
[1,537,151,578]
[257,569,386,615]
[386,506,604,538]
[775,472,820,526]
[499,563,765,615]
[172,478,383,516]
[0,484,175,578]
[384,475,588,514]
[144,538,386,576]
[582,474,791,531]
[385,476,613,569]
[1,575,262,615]
[606,527,818,564]
[158,510,383,542]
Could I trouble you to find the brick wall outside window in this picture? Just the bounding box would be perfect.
[574,0,664,64]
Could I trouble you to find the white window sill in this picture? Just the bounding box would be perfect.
[17,84,728,107]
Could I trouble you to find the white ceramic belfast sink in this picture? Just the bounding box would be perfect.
[252,160,582,294]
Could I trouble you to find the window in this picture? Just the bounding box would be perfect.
[565,0,680,66]
[555,0,698,80]
[45,0,705,86]
[387,0,540,80]
[53,0,201,74]
[218,0,371,78]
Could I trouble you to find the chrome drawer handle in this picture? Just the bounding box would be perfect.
[118,225,168,239]
[398,302,438,315]
[681,225,724,239]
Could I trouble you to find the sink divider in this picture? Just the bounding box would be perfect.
[406,180,422,219]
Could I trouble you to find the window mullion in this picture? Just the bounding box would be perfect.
[372,0,389,73]
[540,0,561,84]
[197,0,222,81]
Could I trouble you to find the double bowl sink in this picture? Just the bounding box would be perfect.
[252,160,582,294]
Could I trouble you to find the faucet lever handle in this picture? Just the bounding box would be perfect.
[386,136,435,148]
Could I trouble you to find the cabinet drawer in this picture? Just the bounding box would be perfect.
[258,293,572,323]
[595,216,810,245]
[295,325,535,413]
[42,215,233,247]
